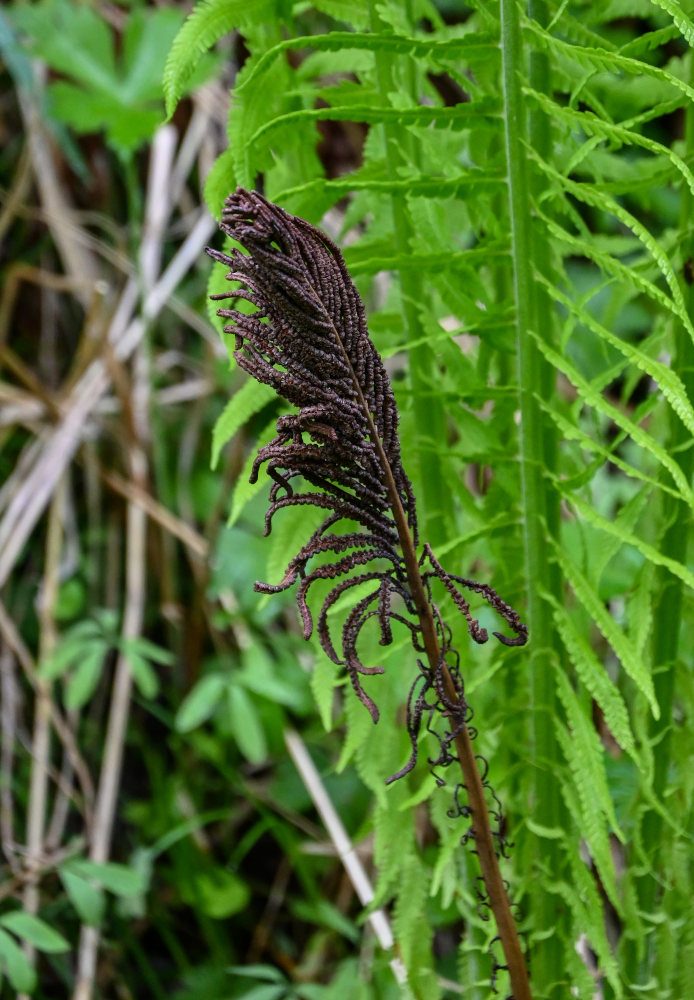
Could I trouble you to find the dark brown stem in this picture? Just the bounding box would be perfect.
[312,277,533,999]
[392,478,532,999]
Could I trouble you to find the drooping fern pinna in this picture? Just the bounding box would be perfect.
[206,188,531,998]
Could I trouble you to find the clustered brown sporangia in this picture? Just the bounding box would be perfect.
[206,188,527,785]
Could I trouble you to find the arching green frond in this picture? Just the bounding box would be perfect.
[551,542,659,717]
[531,333,694,508]
[525,19,694,105]
[163,0,272,117]
[648,0,694,45]
[245,99,503,156]
[549,599,637,759]
[537,275,694,437]
[567,492,694,592]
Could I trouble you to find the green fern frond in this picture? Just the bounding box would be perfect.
[549,599,636,758]
[525,87,694,197]
[553,712,620,908]
[524,19,694,105]
[211,380,275,469]
[163,0,272,117]
[246,99,503,157]
[235,30,499,98]
[531,334,694,508]
[567,492,694,591]
[551,541,659,717]
[537,275,694,437]
[648,0,694,45]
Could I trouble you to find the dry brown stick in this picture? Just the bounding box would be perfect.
[0,643,19,873]
[0,601,95,825]
[71,448,148,1000]
[284,729,408,986]
[0,207,216,588]
[17,71,100,308]
[19,476,66,996]
[72,123,169,1000]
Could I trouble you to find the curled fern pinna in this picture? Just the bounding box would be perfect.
[206,188,532,998]
[206,187,525,744]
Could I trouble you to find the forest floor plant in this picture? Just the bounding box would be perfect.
[206,189,532,997]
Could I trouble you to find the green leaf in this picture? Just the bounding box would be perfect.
[13,2,184,155]
[122,637,175,666]
[0,912,69,953]
[62,859,147,897]
[551,541,659,717]
[59,868,105,926]
[185,866,250,919]
[227,964,286,983]
[549,598,636,758]
[212,380,276,469]
[175,673,227,732]
[226,684,267,764]
[64,644,107,709]
[163,0,273,117]
[227,415,279,527]
[126,653,159,700]
[39,634,105,682]
[0,928,36,993]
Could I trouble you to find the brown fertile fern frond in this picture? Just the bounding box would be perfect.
[206,188,527,773]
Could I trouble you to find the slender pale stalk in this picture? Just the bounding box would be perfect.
[368,0,453,546]
[284,729,408,987]
[500,0,564,991]
[19,475,66,1000]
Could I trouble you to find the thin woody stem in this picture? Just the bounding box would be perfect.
[327,296,533,999]
[394,486,532,998]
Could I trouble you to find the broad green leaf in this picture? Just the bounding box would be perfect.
[212,380,276,469]
[62,859,147,897]
[122,637,175,666]
[0,929,36,993]
[163,0,273,117]
[39,635,106,683]
[58,868,105,926]
[127,653,159,700]
[65,645,107,709]
[175,673,226,732]
[226,684,267,764]
[0,912,69,953]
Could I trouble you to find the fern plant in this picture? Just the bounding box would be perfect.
[166,1,694,997]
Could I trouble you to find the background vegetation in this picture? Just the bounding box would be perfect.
[1,0,693,997]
